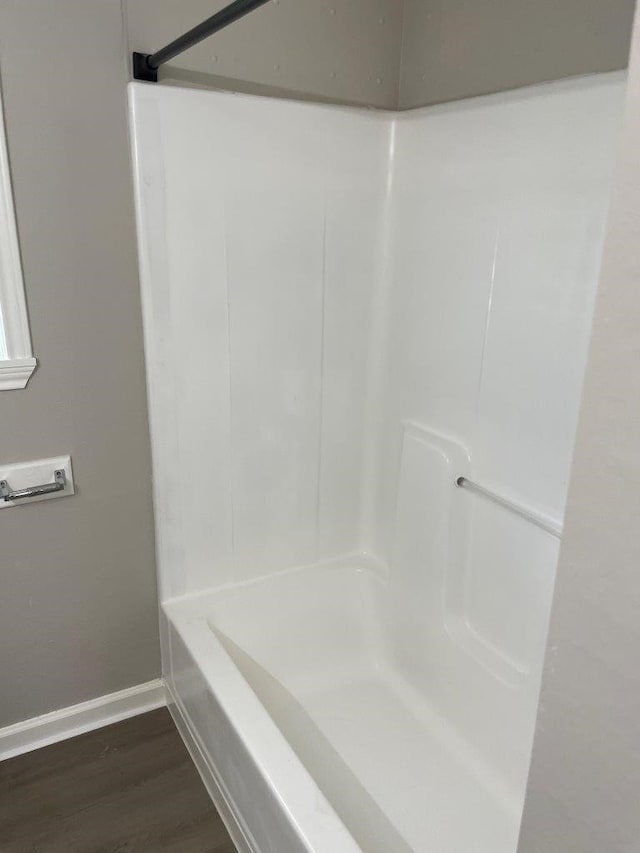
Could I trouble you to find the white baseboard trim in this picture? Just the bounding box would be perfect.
[166,682,257,853]
[0,678,166,761]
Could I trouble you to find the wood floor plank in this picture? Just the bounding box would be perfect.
[0,708,235,853]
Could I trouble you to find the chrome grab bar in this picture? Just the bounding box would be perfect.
[1,469,67,502]
[455,476,562,539]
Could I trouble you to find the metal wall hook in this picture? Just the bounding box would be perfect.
[0,469,67,502]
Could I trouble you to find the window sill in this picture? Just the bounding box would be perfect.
[0,357,37,390]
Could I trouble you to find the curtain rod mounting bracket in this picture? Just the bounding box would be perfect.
[132,53,158,83]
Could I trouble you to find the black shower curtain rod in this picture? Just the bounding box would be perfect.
[133,0,271,82]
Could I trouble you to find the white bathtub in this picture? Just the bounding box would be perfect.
[164,555,521,853]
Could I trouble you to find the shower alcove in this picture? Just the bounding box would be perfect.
[128,72,625,852]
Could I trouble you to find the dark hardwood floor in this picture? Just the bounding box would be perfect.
[0,708,235,853]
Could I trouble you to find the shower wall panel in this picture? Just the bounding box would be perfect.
[362,73,626,792]
[130,85,390,598]
[366,73,626,559]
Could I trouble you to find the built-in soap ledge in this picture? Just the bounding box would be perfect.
[0,455,75,508]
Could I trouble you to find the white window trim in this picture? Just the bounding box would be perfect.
[0,80,36,390]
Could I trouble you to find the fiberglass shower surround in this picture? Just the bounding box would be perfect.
[129,72,625,853]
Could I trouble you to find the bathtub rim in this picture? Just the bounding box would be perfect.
[164,598,364,853]
[165,681,258,853]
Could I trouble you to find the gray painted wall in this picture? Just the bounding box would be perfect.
[518,8,640,852]
[399,0,636,108]
[0,0,159,727]
[125,0,404,108]
[127,0,636,109]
